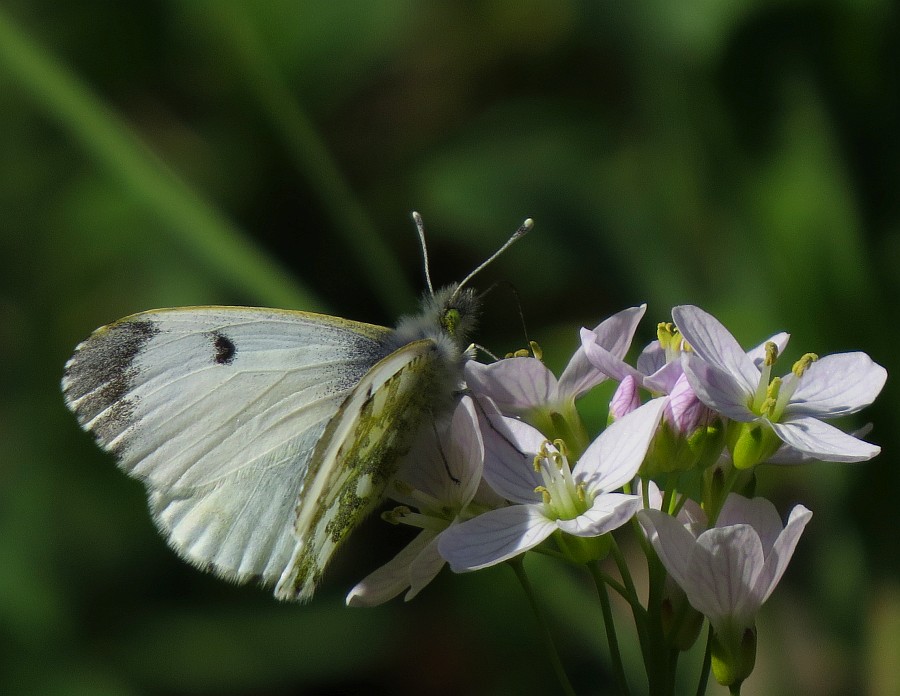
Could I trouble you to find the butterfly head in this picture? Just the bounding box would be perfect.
[391,284,480,354]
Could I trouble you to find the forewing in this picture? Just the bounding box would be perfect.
[275,339,453,601]
[62,306,390,584]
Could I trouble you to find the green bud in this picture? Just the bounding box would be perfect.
[661,577,704,651]
[727,421,781,470]
[556,531,612,564]
[711,623,757,687]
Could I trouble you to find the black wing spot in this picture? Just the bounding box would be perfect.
[212,332,236,365]
[63,319,160,422]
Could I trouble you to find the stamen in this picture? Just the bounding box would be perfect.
[792,353,818,377]
[764,341,779,367]
[382,506,412,525]
[529,341,544,361]
[576,482,588,503]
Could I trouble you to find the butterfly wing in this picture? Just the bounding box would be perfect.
[62,306,391,585]
[276,338,458,601]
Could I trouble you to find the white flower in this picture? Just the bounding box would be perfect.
[438,398,666,571]
[346,396,495,606]
[639,494,812,684]
[673,305,887,465]
[465,305,647,415]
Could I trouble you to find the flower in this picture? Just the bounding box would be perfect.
[346,396,497,606]
[584,315,736,474]
[639,494,812,685]
[438,398,666,571]
[673,304,887,466]
[465,305,647,451]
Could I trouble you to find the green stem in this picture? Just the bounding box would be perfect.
[695,624,713,696]
[588,563,631,696]
[707,465,740,525]
[610,539,640,608]
[508,559,577,696]
[645,547,670,695]
[592,568,630,604]
[0,7,315,310]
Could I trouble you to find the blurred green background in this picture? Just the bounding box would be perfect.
[1,1,898,694]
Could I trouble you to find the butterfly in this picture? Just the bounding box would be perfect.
[61,213,531,601]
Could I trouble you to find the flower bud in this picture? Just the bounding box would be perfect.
[711,622,757,687]
[661,576,704,651]
[727,421,781,469]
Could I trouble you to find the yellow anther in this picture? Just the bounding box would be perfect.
[764,341,779,367]
[765,376,782,401]
[513,348,531,358]
[534,486,552,505]
[792,353,819,378]
[504,351,514,359]
[760,396,777,418]
[529,340,544,361]
[657,321,678,348]
[553,438,569,459]
[382,506,411,525]
[576,482,588,503]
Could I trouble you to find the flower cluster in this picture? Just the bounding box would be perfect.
[350,305,886,693]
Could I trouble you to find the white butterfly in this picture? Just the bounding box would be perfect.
[61,214,531,601]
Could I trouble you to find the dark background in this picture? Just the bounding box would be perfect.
[1,2,897,694]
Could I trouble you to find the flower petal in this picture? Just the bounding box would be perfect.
[438,505,556,571]
[638,509,697,592]
[682,355,756,421]
[609,375,640,419]
[754,504,812,606]
[576,397,666,492]
[556,493,641,537]
[686,525,765,627]
[449,397,486,506]
[770,416,881,463]
[636,340,666,377]
[785,352,887,418]
[580,328,647,385]
[642,360,685,394]
[397,396,484,507]
[747,332,790,368]
[716,494,783,555]
[559,305,647,398]
[673,305,761,395]
[664,372,707,434]
[478,405,544,503]
[406,532,447,600]
[465,358,557,413]
[346,530,437,607]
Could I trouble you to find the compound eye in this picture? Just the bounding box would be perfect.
[441,307,462,336]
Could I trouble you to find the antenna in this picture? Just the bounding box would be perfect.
[412,211,435,295]
[453,217,533,299]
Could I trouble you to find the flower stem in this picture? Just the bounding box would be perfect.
[508,558,577,696]
[695,624,713,696]
[588,563,632,695]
